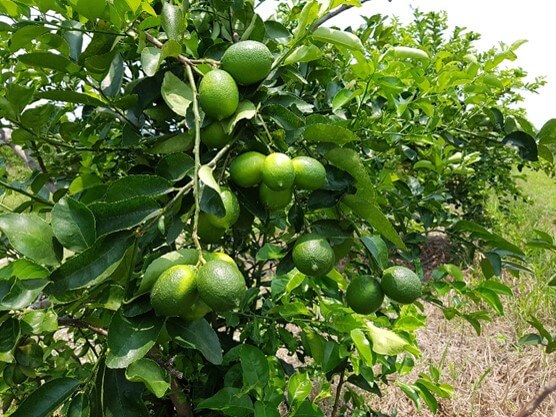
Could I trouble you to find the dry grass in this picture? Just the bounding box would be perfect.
[368,305,555,417]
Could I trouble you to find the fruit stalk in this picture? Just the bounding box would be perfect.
[185,64,206,264]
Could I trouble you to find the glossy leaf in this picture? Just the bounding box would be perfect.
[351,329,374,366]
[141,47,161,77]
[89,197,160,236]
[283,45,322,65]
[156,152,195,181]
[70,0,106,21]
[240,344,269,390]
[196,387,254,417]
[342,195,407,250]
[125,358,170,398]
[365,322,411,356]
[67,393,90,417]
[287,372,312,405]
[47,232,133,296]
[103,367,149,417]
[11,378,80,417]
[538,118,556,144]
[303,123,359,146]
[35,90,105,107]
[161,72,193,116]
[105,175,173,202]
[312,27,364,52]
[106,310,163,369]
[360,235,388,269]
[199,165,221,193]
[51,197,96,252]
[161,2,185,41]
[138,248,199,293]
[166,318,223,364]
[223,100,256,133]
[262,104,305,130]
[0,213,60,266]
[502,131,538,161]
[0,318,20,362]
[18,52,80,74]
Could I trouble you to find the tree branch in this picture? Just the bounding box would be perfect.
[170,379,194,417]
[516,380,556,417]
[311,0,372,30]
[58,316,108,337]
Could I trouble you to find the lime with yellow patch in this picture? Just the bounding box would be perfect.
[150,265,198,317]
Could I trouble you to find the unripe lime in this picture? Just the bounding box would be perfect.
[292,233,336,277]
[196,260,246,312]
[292,156,327,190]
[229,151,266,188]
[346,275,384,314]
[198,69,239,120]
[259,183,292,210]
[381,266,422,304]
[197,212,226,243]
[150,265,198,317]
[205,188,240,229]
[262,152,295,191]
[201,121,233,149]
[221,40,273,85]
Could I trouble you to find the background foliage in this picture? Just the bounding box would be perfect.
[0,0,554,416]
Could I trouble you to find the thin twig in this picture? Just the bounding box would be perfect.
[331,368,346,417]
[58,316,108,337]
[142,32,205,76]
[169,379,194,417]
[516,380,556,417]
[311,0,372,30]
[184,64,205,264]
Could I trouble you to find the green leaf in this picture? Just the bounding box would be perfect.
[0,278,48,311]
[161,2,185,41]
[254,401,281,417]
[196,387,254,417]
[0,213,60,266]
[360,235,388,270]
[332,88,360,112]
[18,52,80,74]
[223,100,257,133]
[89,197,160,236]
[291,401,325,417]
[140,47,161,77]
[105,175,173,202]
[518,333,543,346]
[68,174,102,194]
[303,123,359,146]
[106,310,163,369]
[324,148,372,194]
[390,46,429,61]
[538,119,556,145]
[47,232,133,296]
[291,0,319,40]
[256,244,285,261]
[166,318,223,364]
[10,25,50,52]
[103,367,149,417]
[67,393,90,417]
[0,259,49,280]
[0,318,20,362]
[51,197,96,252]
[283,45,322,65]
[365,322,411,356]
[415,382,438,413]
[287,372,312,405]
[11,378,80,417]
[69,0,106,21]
[262,104,305,131]
[312,27,364,52]
[240,345,269,390]
[156,152,195,181]
[341,195,407,250]
[35,90,106,107]
[502,131,538,161]
[350,329,374,366]
[148,132,195,154]
[125,358,170,398]
[161,72,193,116]
[264,21,291,39]
[21,310,58,334]
[199,165,221,193]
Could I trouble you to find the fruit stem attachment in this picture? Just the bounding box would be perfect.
[184,64,206,264]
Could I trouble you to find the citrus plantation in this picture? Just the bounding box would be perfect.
[0,0,554,416]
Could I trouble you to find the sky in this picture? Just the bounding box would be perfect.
[258,0,556,129]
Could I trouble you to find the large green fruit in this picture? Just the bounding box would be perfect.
[346,275,384,314]
[381,266,422,304]
[196,260,246,312]
[150,265,198,317]
[198,69,239,120]
[230,151,266,188]
[292,156,327,190]
[221,40,273,85]
[292,233,336,277]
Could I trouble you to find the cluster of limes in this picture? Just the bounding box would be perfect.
[149,251,247,319]
[345,266,422,314]
[198,40,273,149]
[197,187,240,243]
[229,151,327,210]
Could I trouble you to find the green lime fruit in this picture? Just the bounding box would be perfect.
[150,265,198,317]
[198,212,226,243]
[262,152,295,191]
[198,69,239,120]
[204,251,237,267]
[196,260,246,312]
[205,188,240,229]
[259,183,292,210]
[346,275,384,314]
[221,40,273,85]
[292,156,327,190]
[229,151,266,188]
[292,233,336,277]
[381,266,422,304]
[201,121,233,149]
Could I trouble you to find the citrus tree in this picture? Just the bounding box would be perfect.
[0,1,554,416]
